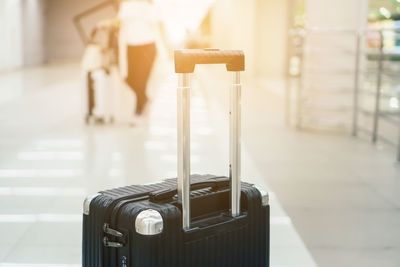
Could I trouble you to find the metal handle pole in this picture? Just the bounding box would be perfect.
[177,73,191,230]
[230,72,241,217]
[352,32,361,136]
[178,71,242,227]
[372,31,384,144]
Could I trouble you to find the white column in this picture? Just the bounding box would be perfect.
[299,0,369,131]
[306,0,369,30]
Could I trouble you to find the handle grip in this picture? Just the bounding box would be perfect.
[149,177,229,202]
[174,49,245,73]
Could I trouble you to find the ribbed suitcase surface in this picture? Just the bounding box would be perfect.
[82,175,269,267]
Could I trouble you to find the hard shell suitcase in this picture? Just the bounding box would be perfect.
[83,24,119,125]
[82,48,270,266]
[85,69,115,124]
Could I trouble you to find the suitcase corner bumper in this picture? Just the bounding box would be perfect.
[252,184,269,206]
[83,193,102,215]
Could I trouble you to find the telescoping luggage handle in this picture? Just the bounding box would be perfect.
[174,48,244,230]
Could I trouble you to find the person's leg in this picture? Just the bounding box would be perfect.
[131,43,157,115]
[125,43,157,115]
[126,45,137,100]
[87,71,95,119]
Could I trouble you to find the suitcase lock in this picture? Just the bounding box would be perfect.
[103,223,124,248]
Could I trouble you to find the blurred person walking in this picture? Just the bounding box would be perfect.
[118,0,162,124]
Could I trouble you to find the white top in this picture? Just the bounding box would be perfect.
[118,1,158,46]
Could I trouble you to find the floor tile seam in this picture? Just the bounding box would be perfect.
[270,245,317,249]
[307,245,400,251]
[2,222,36,261]
[2,194,59,261]
[264,179,382,185]
[368,184,400,210]
[283,206,400,212]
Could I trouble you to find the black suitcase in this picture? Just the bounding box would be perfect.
[82,49,270,267]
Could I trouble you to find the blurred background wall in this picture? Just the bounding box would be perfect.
[0,0,46,71]
[254,0,290,78]
[45,0,116,62]
[0,0,24,71]
[0,0,117,72]
[211,0,291,78]
[0,0,295,78]
[211,0,257,75]
[22,0,46,67]
[0,0,376,82]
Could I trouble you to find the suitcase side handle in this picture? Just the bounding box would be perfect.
[149,177,229,202]
[174,49,245,73]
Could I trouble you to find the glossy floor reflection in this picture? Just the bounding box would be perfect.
[0,63,316,266]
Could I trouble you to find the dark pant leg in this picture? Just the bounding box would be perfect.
[87,71,95,117]
[126,43,156,114]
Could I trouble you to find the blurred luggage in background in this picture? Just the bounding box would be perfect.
[75,0,217,126]
[81,21,119,124]
[76,2,136,125]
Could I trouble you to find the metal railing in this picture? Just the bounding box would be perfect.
[286,27,400,162]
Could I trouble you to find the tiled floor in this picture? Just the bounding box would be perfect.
[229,77,400,266]
[1,62,399,266]
[186,67,400,267]
[0,63,316,266]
